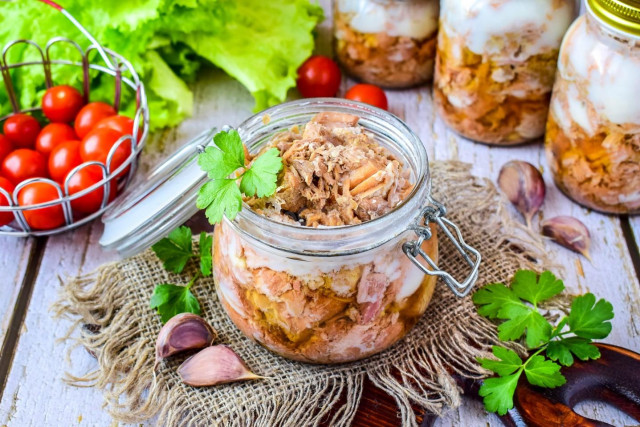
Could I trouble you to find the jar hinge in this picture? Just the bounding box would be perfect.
[402,197,481,298]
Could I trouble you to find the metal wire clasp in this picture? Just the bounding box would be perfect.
[402,197,481,298]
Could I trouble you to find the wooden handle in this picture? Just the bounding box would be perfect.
[513,343,640,426]
[423,343,640,427]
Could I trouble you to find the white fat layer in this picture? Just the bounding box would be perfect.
[222,224,427,301]
[554,16,640,133]
[441,0,574,61]
[337,0,438,39]
[395,263,425,301]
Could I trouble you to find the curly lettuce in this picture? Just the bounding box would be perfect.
[0,0,323,131]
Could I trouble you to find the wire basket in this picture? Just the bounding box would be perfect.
[0,0,149,237]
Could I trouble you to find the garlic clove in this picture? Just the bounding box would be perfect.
[178,345,261,387]
[498,161,546,228]
[155,313,216,367]
[541,216,591,259]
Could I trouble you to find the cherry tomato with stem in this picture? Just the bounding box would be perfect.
[42,85,84,123]
[296,55,342,98]
[0,176,16,227]
[345,84,388,110]
[74,102,117,139]
[3,114,41,148]
[48,140,82,183]
[80,127,132,177]
[1,149,47,185]
[0,134,13,165]
[17,181,66,230]
[35,123,77,157]
[66,164,116,214]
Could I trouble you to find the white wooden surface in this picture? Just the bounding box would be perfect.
[0,237,32,342]
[1,1,640,426]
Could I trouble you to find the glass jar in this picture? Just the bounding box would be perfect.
[212,99,480,363]
[545,0,640,214]
[333,0,439,88]
[434,0,576,145]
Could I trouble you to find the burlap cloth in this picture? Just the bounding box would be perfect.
[52,161,550,427]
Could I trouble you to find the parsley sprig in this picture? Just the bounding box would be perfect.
[149,226,213,323]
[196,129,282,224]
[473,270,614,415]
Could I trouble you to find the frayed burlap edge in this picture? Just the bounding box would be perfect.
[51,161,557,427]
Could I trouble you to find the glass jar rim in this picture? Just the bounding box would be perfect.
[226,98,431,257]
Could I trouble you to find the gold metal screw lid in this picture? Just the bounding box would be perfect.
[587,0,640,36]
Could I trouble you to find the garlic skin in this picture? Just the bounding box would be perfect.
[498,161,546,227]
[541,216,591,258]
[155,313,216,366]
[178,345,261,387]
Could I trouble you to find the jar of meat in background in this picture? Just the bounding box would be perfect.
[434,0,576,145]
[333,0,439,88]
[545,0,640,214]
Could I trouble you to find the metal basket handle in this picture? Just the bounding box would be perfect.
[402,197,481,298]
[37,0,116,70]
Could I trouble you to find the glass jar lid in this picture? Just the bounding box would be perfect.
[587,0,640,37]
[99,127,219,257]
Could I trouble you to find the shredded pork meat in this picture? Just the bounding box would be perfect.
[246,112,412,227]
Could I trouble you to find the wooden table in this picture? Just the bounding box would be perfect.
[1,2,640,425]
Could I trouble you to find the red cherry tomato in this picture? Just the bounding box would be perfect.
[42,85,84,123]
[94,115,135,136]
[0,176,15,226]
[17,181,65,230]
[3,114,41,148]
[1,149,47,185]
[66,165,116,214]
[35,123,77,157]
[345,84,389,110]
[0,134,13,164]
[296,55,342,98]
[48,140,82,183]
[74,102,117,139]
[80,128,132,177]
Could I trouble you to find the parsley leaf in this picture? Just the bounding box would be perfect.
[199,232,213,277]
[151,226,193,273]
[149,281,201,324]
[511,270,564,306]
[198,130,245,180]
[197,179,243,224]
[478,346,523,376]
[523,356,565,388]
[473,269,615,416]
[197,130,282,224]
[240,148,283,197]
[498,310,552,349]
[547,337,601,366]
[568,293,614,339]
[472,283,522,319]
[478,374,520,416]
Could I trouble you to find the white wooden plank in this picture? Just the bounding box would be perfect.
[0,222,116,426]
[630,217,640,259]
[0,237,33,343]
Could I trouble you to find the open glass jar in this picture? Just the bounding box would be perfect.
[545,0,640,214]
[100,99,480,364]
[434,0,576,145]
[213,99,480,363]
[333,0,439,88]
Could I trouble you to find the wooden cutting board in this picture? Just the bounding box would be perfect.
[350,343,640,427]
